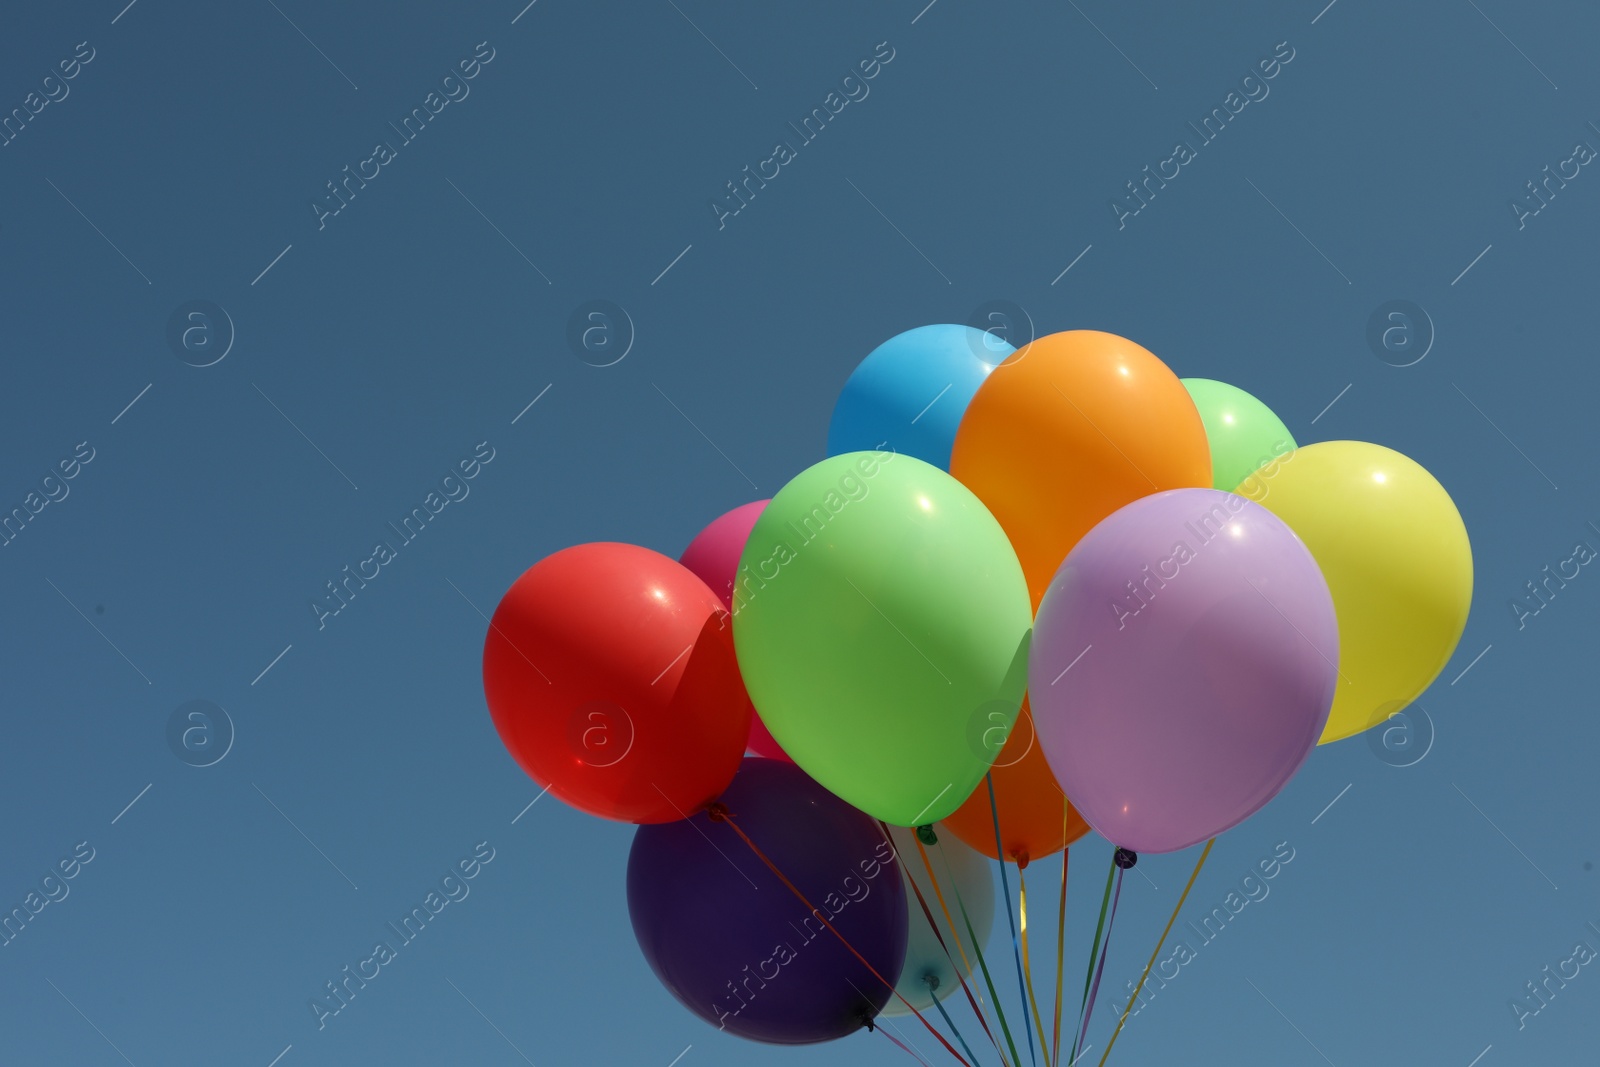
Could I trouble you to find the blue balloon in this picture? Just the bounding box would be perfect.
[827,324,1012,470]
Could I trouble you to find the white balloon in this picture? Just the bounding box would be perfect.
[881,823,996,1016]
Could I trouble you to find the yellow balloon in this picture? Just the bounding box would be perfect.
[1237,441,1472,744]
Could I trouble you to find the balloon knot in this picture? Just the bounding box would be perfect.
[1113,847,1138,870]
[862,1014,876,1032]
[915,824,938,845]
[923,972,941,992]
[706,803,731,823]
[1015,850,1030,870]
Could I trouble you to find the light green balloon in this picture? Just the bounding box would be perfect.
[881,824,995,1016]
[1180,378,1297,491]
[731,450,1031,826]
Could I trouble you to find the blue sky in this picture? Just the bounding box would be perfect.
[1,1,1597,1065]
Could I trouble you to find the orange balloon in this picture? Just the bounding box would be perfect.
[942,699,1091,863]
[951,330,1211,607]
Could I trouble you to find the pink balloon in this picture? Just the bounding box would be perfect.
[742,712,788,762]
[679,501,768,608]
[679,501,790,761]
[1030,489,1337,854]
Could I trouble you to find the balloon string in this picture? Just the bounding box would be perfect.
[888,828,1010,1067]
[1070,853,1117,1064]
[1074,868,1124,1057]
[915,835,1015,1067]
[877,1022,936,1066]
[986,773,1039,1067]
[1095,839,1214,1067]
[926,976,982,1067]
[1051,819,1070,1067]
[707,804,973,1067]
[1017,867,1053,1067]
[935,837,1024,1067]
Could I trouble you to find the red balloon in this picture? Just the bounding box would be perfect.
[677,500,791,762]
[482,542,750,823]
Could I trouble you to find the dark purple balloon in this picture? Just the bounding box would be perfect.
[627,758,908,1044]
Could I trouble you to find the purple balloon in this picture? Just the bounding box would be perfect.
[1030,489,1338,854]
[627,758,908,1044]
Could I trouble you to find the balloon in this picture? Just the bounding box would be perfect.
[828,324,1012,470]
[482,542,750,824]
[951,330,1211,607]
[628,758,908,1043]
[941,698,1091,863]
[881,824,995,1017]
[680,501,770,605]
[732,450,1033,826]
[1237,441,1473,744]
[1180,378,1296,492]
[679,500,790,761]
[744,707,788,762]
[1030,489,1338,854]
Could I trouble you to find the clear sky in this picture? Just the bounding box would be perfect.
[1,1,1596,1065]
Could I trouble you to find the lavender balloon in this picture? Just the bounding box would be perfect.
[627,758,908,1044]
[1030,489,1338,854]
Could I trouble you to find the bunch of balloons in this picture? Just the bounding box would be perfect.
[479,323,1473,1051]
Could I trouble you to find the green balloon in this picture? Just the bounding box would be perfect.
[731,450,1032,826]
[1180,378,1297,491]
